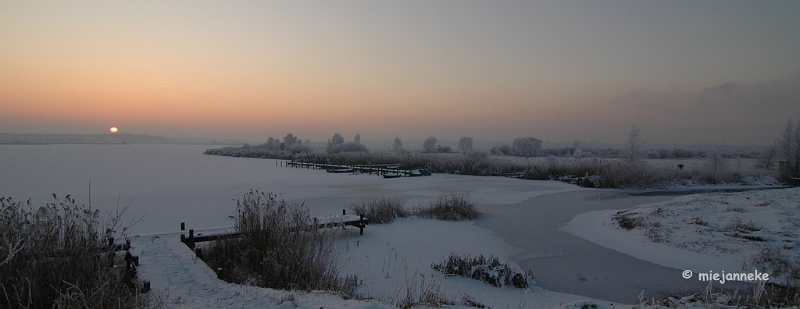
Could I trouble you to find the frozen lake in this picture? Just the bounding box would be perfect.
[2,144,758,303]
[0,144,577,234]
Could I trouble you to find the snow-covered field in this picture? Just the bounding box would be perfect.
[2,145,794,308]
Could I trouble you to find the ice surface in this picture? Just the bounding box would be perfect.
[5,145,792,308]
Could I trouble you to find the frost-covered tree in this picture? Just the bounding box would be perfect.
[265,137,281,150]
[354,134,361,144]
[458,136,473,155]
[423,136,438,153]
[511,137,542,158]
[330,133,345,146]
[572,148,583,159]
[625,124,644,163]
[282,133,298,149]
[392,137,403,153]
[327,133,345,152]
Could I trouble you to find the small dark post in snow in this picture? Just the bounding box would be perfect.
[359,214,365,236]
[188,229,194,249]
[343,209,346,215]
[141,280,151,294]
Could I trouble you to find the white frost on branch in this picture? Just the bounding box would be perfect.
[0,237,24,267]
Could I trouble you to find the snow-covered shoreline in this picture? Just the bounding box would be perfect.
[564,187,800,287]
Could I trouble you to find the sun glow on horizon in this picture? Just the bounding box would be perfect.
[1,2,798,145]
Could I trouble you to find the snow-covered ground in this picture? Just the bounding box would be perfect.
[564,187,800,288]
[133,218,612,308]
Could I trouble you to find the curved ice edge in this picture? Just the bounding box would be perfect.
[560,207,743,274]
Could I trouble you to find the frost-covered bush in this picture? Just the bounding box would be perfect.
[432,253,533,288]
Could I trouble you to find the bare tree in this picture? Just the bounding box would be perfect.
[779,119,800,177]
[709,143,728,183]
[757,142,778,169]
[625,124,644,163]
[354,134,361,144]
[458,136,473,155]
[422,136,438,153]
[392,137,403,153]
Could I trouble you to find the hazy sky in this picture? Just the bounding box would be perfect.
[2,1,799,145]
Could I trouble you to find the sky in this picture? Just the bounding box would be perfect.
[1,1,799,146]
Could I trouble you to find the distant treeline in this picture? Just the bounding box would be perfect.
[0,133,238,145]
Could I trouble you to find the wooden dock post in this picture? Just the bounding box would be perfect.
[180,222,185,231]
[359,214,365,236]
[188,229,195,249]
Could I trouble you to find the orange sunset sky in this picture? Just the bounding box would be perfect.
[2,1,799,145]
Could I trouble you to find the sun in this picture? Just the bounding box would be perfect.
[109,126,119,134]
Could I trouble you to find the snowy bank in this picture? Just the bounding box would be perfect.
[564,187,800,287]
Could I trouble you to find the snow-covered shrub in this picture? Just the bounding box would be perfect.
[350,197,408,224]
[432,253,533,288]
[415,193,479,221]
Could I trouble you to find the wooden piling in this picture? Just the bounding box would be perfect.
[359,214,365,236]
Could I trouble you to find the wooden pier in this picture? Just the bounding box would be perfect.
[179,210,370,251]
[284,161,430,177]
